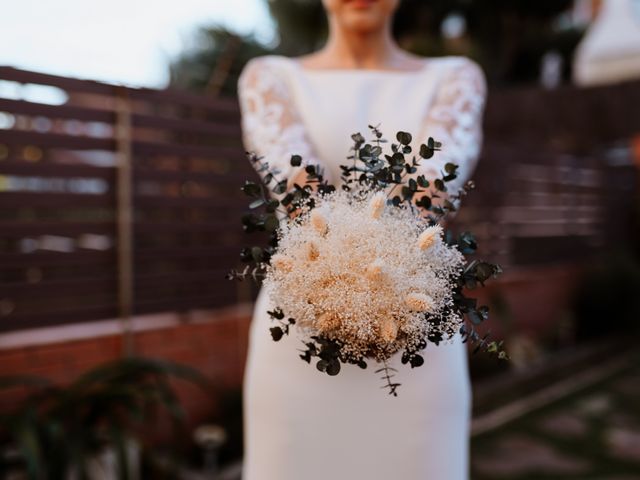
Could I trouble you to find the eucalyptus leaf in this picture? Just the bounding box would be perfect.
[241,181,261,198]
[396,131,412,145]
[273,180,288,195]
[419,144,434,159]
[264,215,279,232]
[249,198,265,209]
[270,327,284,341]
[326,360,341,376]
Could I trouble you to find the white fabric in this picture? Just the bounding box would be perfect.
[573,0,640,86]
[237,54,486,480]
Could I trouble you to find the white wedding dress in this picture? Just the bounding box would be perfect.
[237,54,486,480]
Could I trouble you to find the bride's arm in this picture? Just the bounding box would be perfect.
[412,58,488,213]
[237,56,325,201]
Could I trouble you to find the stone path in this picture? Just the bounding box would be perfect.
[471,352,640,479]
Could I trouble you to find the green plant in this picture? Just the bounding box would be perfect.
[168,25,271,95]
[0,357,210,480]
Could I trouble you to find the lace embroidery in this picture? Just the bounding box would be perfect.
[238,55,486,211]
[237,56,322,199]
[414,58,487,206]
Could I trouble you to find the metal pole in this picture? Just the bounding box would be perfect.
[115,87,135,356]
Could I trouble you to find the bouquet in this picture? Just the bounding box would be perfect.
[228,126,506,396]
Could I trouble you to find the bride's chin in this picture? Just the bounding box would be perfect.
[324,0,396,31]
[338,12,387,32]
[344,0,379,7]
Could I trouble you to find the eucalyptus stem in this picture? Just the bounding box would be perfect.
[375,359,401,397]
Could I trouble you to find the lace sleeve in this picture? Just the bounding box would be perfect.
[237,56,324,199]
[414,57,487,207]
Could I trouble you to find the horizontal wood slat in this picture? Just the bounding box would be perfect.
[1,268,231,297]
[0,66,241,114]
[134,246,239,260]
[132,194,242,208]
[0,160,116,179]
[128,88,239,115]
[132,166,247,184]
[0,97,114,123]
[132,112,242,137]
[0,98,242,137]
[1,277,117,296]
[0,66,115,95]
[0,221,115,236]
[0,129,115,150]
[0,191,114,208]
[0,251,116,267]
[131,139,244,159]
[0,130,244,159]
[0,220,246,236]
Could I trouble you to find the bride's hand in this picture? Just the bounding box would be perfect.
[286,167,316,220]
[286,166,311,192]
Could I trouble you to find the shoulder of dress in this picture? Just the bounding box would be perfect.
[238,55,292,86]
[237,55,299,103]
[430,55,481,72]
[430,56,486,91]
[242,54,291,73]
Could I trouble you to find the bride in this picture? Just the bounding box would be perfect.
[236,0,486,479]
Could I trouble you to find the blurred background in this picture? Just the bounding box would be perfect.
[0,0,639,478]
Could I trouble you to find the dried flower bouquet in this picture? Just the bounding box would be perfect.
[228,126,506,395]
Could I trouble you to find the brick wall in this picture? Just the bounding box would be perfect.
[0,305,252,432]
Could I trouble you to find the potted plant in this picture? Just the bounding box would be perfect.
[0,357,209,480]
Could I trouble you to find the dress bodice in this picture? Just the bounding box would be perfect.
[237,54,487,200]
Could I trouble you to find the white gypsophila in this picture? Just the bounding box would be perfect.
[264,186,466,362]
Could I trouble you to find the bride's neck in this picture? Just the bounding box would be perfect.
[320,22,400,69]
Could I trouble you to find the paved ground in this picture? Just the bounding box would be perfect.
[471,352,640,479]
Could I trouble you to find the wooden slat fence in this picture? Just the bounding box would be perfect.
[0,66,256,332]
[452,144,635,268]
[0,66,637,332]
[483,78,640,154]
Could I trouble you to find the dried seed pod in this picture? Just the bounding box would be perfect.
[417,225,442,251]
[369,191,386,219]
[405,292,434,312]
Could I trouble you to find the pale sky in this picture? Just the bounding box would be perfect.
[0,0,275,88]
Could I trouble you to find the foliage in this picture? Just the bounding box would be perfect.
[168,25,271,95]
[0,357,210,480]
[267,0,328,54]
[228,127,507,395]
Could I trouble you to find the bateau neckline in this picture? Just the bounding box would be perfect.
[286,56,431,75]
